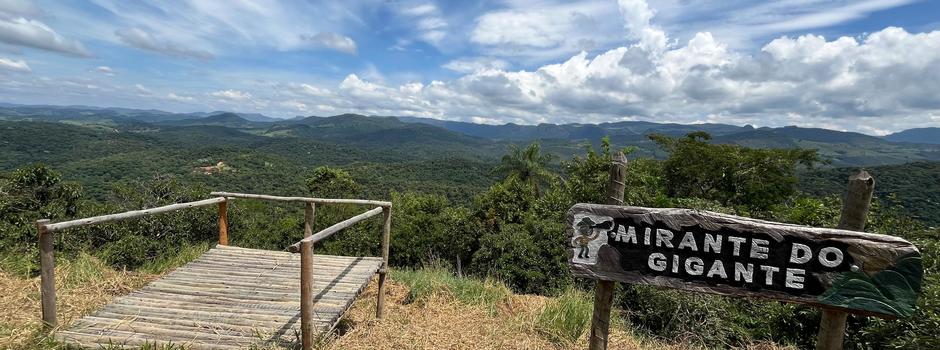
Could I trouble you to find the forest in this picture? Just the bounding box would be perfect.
[2,118,938,348]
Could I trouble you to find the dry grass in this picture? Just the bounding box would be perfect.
[1,256,793,350]
[0,254,158,349]
[322,279,789,350]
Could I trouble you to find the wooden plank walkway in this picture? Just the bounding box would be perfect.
[56,245,383,349]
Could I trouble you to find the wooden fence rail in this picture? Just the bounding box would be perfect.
[35,192,392,350]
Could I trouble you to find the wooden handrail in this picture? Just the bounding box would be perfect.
[287,206,384,252]
[210,191,391,208]
[41,197,227,233]
[35,196,229,330]
[34,191,392,349]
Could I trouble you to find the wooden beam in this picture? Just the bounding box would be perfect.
[589,151,627,350]
[816,170,874,350]
[37,219,56,330]
[299,239,315,350]
[218,199,229,246]
[304,202,315,238]
[43,197,226,233]
[210,191,391,208]
[287,207,384,252]
[377,206,391,318]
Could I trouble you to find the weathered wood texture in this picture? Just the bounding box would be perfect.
[816,170,875,350]
[376,207,392,319]
[43,197,226,233]
[57,245,382,350]
[568,203,921,317]
[210,191,391,208]
[218,199,229,245]
[37,219,56,330]
[589,151,627,350]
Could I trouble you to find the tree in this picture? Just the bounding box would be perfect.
[649,132,821,211]
[305,166,360,198]
[493,142,555,196]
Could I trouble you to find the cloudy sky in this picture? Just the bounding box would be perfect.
[1,0,939,135]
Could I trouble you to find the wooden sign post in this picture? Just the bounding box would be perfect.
[570,171,922,349]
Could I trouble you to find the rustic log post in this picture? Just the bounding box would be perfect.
[816,169,874,350]
[218,199,229,245]
[304,203,315,238]
[299,238,314,350]
[376,206,392,319]
[299,202,317,350]
[589,151,627,350]
[37,219,57,330]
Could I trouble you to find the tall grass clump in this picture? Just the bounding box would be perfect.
[535,287,593,344]
[391,268,511,313]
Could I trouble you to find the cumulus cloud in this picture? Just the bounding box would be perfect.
[0,57,29,72]
[210,89,252,101]
[277,23,940,134]
[0,17,92,57]
[301,32,357,55]
[116,28,213,59]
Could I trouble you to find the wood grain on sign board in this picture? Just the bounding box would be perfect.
[566,203,922,318]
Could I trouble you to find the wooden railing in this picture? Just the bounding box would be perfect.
[35,192,392,350]
[212,191,392,350]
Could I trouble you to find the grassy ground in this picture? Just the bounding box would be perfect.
[2,255,791,349]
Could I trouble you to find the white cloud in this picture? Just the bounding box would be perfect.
[95,65,114,75]
[468,1,623,62]
[277,23,940,134]
[116,28,213,59]
[210,89,252,101]
[396,2,448,46]
[402,4,436,17]
[0,17,92,57]
[443,57,509,73]
[134,83,152,95]
[166,92,194,102]
[301,32,357,55]
[0,56,29,72]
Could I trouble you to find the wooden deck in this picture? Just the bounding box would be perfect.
[56,245,383,349]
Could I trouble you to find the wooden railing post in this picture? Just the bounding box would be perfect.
[589,151,627,350]
[304,203,315,238]
[816,170,874,350]
[36,219,56,330]
[376,206,391,319]
[300,202,316,350]
[299,238,314,350]
[218,198,229,245]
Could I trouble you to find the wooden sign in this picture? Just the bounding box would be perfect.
[567,203,923,318]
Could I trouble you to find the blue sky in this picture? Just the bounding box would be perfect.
[1,0,939,134]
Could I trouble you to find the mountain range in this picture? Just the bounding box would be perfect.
[3,103,940,169]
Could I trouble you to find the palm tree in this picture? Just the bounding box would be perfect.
[493,142,555,196]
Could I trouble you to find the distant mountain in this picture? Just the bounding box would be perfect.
[159,113,264,128]
[0,103,279,124]
[396,116,749,141]
[884,128,940,144]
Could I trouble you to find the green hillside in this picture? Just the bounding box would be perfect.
[800,161,940,225]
